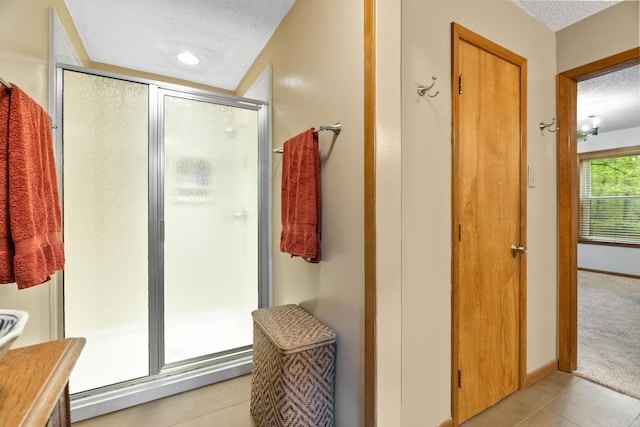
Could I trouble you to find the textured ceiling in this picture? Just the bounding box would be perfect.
[578,64,640,134]
[64,1,638,134]
[64,0,296,91]
[514,0,639,135]
[511,0,623,31]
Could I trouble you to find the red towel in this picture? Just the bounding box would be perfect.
[280,128,321,263]
[0,88,12,283]
[0,84,65,289]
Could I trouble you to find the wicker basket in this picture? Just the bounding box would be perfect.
[250,304,337,427]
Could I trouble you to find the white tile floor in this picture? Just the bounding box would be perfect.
[462,372,640,427]
[74,371,640,427]
[72,374,253,427]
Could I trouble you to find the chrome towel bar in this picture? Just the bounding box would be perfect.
[0,76,12,93]
[273,123,341,153]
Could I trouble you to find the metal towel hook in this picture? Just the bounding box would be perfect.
[417,75,440,98]
[539,117,558,133]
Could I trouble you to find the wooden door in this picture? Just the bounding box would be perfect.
[452,23,527,423]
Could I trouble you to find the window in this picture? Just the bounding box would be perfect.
[579,146,640,245]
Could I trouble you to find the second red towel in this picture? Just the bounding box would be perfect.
[280,128,321,263]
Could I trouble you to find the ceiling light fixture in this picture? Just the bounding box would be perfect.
[578,116,600,142]
[177,52,200,65]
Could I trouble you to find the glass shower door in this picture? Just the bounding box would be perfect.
[62,68,268,410]
[63,70,150,393]
[162,93,259,364]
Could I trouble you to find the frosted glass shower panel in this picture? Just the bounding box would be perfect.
[63,71,150,392]
[163,95,259,364]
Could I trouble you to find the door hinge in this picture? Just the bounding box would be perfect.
[458,369,462,388]
[458,75,463,94]
[458,224,462,241]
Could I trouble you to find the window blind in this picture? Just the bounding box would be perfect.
[579,151,640,245]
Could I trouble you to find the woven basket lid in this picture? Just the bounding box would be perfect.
[252,304,337,354]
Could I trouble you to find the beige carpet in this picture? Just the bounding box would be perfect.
[576,270,640,399]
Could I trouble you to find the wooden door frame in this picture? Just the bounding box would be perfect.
[451,22,528,424]
[364,0,376,425]
[556,47,640,372]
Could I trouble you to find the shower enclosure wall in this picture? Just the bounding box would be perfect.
[59,67,270,420]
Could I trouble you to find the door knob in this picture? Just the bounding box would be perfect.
[511,244,527,257]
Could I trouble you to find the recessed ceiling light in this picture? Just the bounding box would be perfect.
[177,52,200,65]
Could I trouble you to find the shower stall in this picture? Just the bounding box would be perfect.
[58,67,269,419]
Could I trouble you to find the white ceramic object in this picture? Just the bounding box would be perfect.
[0,310,29,362]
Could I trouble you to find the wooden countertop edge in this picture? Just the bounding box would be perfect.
[20,337,86,427]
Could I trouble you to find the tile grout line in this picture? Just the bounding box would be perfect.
[169,400,251,426]
[514,378,583,427]
[176,384,251,424]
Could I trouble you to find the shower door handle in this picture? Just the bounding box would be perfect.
[233,208,248,223]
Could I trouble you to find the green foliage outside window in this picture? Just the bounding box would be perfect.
[580,153,640,244]
[590,155,640,196]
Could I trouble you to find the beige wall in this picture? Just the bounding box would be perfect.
[0,0,87,347]
[375,0,403,425]
[377,0,558,425]
[5,1,363,423]
[0,0,248,415]
[376,0,640,425]
[557,0,640,73]
[237,0,365,425]
[4,0,637,424]
[0,0,245,348]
